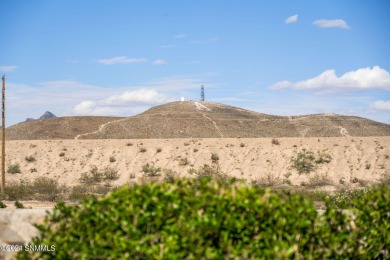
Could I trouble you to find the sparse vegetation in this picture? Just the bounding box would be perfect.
[156,147,162,153]
[211,153,219,163]
[178,157,189,166]
[184,142,190,146]
[163,169,179,183]
[32,177,67,201]
[307,174,333,187]
[126,142,133,146]
[102,167,120,180]
[30,168,37,173]
[139,147,147,153]
[109,156,116,163]
[271,138,280,145]
[80,166,104,183]
[0,200,6,208]
[59,152,65,157]
[315,151,332,164]
[193,148,198,152]
[290,149,316,174]
[379,174,390,186]
[291,149,332,174]
[365,163,371,170]
[15,200,25,209]
[25,155,36,163]
[240,142,245,147]
[80,166,119,183]
[141,163,161,177]
[7,163,21,174]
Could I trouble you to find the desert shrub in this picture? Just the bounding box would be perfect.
[5,180,33,200]
[20,180,390,259]
[291,149,316,174]
[272,138,280,145]
[315,151,332,164]
[7,163,21,174]
[141,163,161,177]
[211,153,219,163]
[365,163,371,170]
[0,200,6,208]
[30,168,37,173]
[178,157,189,166]
[59,152,65,157]
[94,183,115,195]
[102,167,120,180]
[193,148,198,152]
[80,166,119,183]
[251,173,279,187]
[14,200,25,209]
[69,184,93,201]
[25,155,36,163]
[139,147,147,153]
[109,156,116,163]
[126,142,133,146]
[240,142,245,147]
[32,177,66,201]
[307,174,333,188]
[79,166,104,183]
[380,174,390,186]
[156,147,162,153]
[163,169,179,183]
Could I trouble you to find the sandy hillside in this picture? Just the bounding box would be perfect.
[6,101,390,140]
[4,137,389,191]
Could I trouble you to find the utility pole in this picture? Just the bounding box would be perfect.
[1,75,5,196]
[200,85,205,101]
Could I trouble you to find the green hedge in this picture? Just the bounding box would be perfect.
[18,179,389,259]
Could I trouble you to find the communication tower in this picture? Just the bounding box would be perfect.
[200,85,205,101]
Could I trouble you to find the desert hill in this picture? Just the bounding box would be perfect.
[76,101,390,139]
[5,101,390,140]
[6,116,124,140]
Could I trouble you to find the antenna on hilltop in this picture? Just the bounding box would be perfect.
[200,85,205,101]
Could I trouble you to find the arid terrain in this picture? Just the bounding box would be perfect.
[2,101,390,208]
[1,102,389,255]
[6,101,390,140]
[3,136,389,207]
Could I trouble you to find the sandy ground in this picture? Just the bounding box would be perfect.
[2,137,390,208]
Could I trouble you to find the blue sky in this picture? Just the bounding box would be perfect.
[1,0,389,126]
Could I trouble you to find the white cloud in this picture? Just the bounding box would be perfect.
[371,100,390,111]
[0,66,18,73]
[285,14,298,24]
[313,19,350,29]
[269,66,390,92]
[6,73,215,126]
[96,56,147,65]
[106,88,168,105]
[152,59,168,65]
[175,34,186,39]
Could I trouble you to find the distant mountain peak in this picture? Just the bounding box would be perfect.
[25,111,57,122]
[39,111,56,120]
